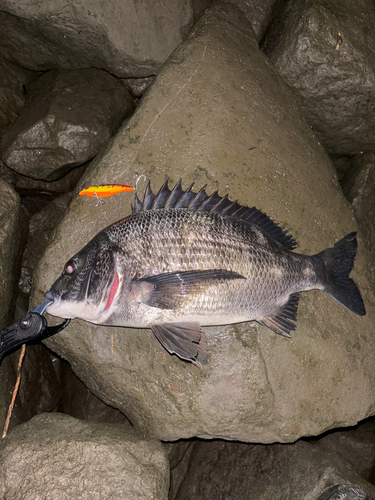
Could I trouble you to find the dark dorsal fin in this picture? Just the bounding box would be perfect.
[132,179,296,250]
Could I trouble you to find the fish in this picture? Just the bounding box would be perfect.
[79,184,134,198]
[45,179,366,364]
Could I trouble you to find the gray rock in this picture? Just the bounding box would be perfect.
[121,76,155,98]
[342,153,375,264]
[0,158,87,200]
[0,57,38,135]
[0,69,135,181]
[193,0,278,41]
[58,360,131,426]
[0,179,25,328]
[253,441,375,500]
[0,0,193,78]
[0,412,169,500]
[0,179,26,431]
[313,420,375,483]
[9,345,62,431]
[229,0,279,41]
[0,356,16,436]
[167,441,195,499]
[170,439,375,500]
[262,0,375,155]
[20,193,73,295]
[32,4,375,442]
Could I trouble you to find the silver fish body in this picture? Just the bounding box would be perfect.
[46,180,366,363]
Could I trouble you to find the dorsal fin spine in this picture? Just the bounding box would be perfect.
[133,179,296,250]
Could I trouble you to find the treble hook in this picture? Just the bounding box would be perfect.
[92,192,105,207]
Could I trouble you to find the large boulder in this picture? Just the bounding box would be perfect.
[0,158,87,200]
[0,413,169,500]
[342,152,375,265]
[229,0,279,41]
[262,0,375,155]
[169,439,375,500]
[0,57,38,135]
[0,69,135,181]
[32,5,375,442]
[0,179,26,431]
[0,179,24,328]
[0,0,193,78]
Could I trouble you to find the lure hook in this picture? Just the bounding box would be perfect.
[135,174,146,192]
[92,192,105,207]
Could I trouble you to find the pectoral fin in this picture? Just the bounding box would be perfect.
[151,322,208,364]
[258,293,300,338]
[135,269,245,309]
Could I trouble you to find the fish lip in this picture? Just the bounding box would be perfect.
[45,289,61,301]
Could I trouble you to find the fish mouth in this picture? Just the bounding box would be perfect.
[44,293,72,319]
[45,289,61,302]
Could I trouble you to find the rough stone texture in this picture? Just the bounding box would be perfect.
[229,0,279,41]
[168,441,195,499]
[0,179,25,431]
[262,0,375,155]
[9,345,62,431]
[19,193,73,295]
[0,158,87,200]
[0,412,169,500]
[342,152,375,265]
[0,179,25,328]
[0,57,38,135]
[0,0,193,78]
[58,360,131,426]
[0,356,16,435]
[331,154,354,183]
[193,0,278,42]
[0,69,135,181]
[170,439,375,500]
[313,419,375,483]
[32,5,375,443]
[122,76,155,99]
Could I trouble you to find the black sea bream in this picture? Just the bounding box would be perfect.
[45,180,366,364]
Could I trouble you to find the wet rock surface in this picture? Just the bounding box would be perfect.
[20,193,73,295]
[0,412,169,500]
[31,5,375,443]
[0,69,135,181]
[0,0,193,77]
[0,57,38,135]
[0,0,374,498]
[169,436,375,500]
[262,0,375,155]
[0,179,25,327]
[0,158,87,200]
[342,152,375,265]
[57,360,131,426]
[0,179,26,431]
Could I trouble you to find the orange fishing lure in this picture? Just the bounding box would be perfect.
[79,184,134,198]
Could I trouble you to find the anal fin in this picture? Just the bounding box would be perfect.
[258,293,300,338]
[151,322,208,364]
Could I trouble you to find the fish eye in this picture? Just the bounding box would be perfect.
[64,259,78,275]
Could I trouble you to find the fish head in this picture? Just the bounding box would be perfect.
[45,232,117,322]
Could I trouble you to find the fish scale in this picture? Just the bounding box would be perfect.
[45,179,366,364]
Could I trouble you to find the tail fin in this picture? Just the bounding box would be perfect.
[318,232,366,316]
